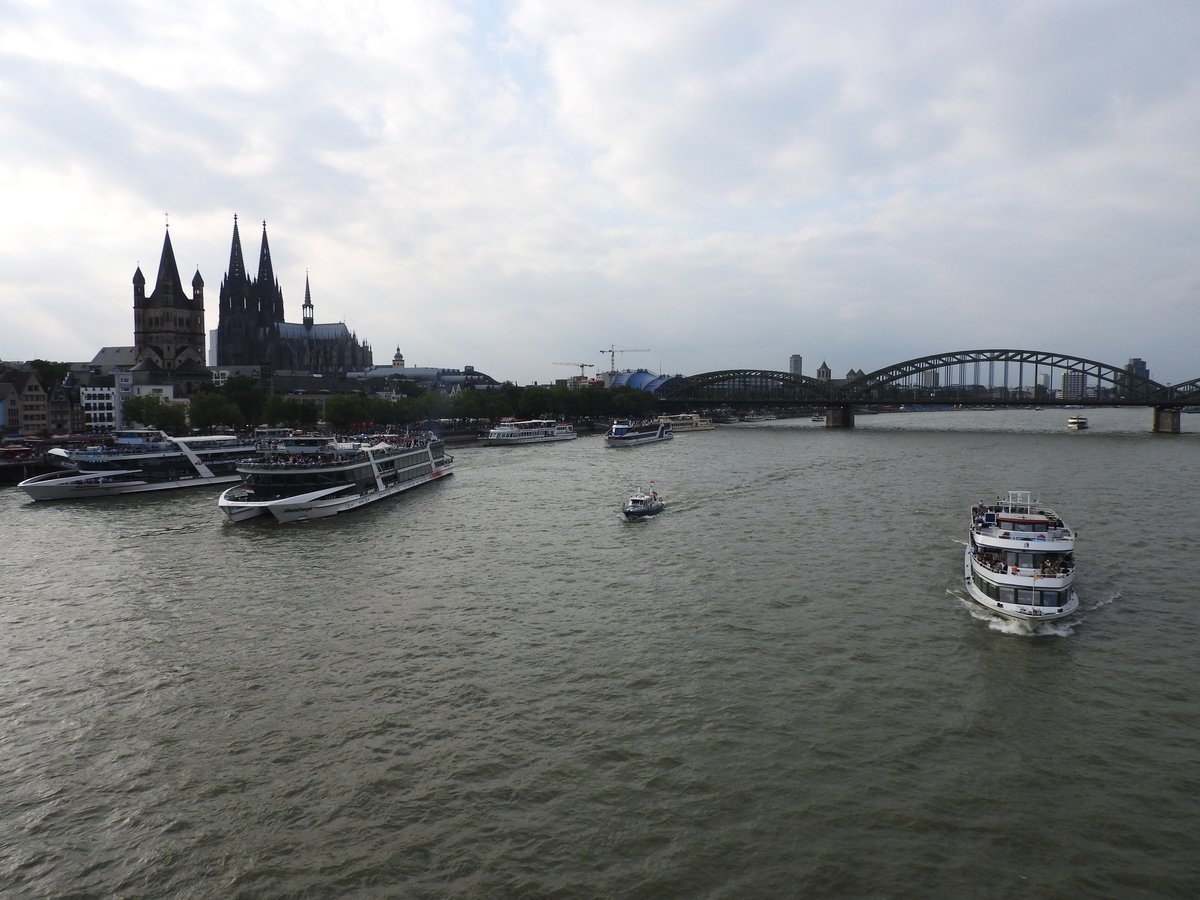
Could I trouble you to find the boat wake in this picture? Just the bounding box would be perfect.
[1083,590,1119,612]
[947,588,1078,637]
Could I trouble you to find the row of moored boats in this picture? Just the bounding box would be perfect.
[18,429,454,524]
[482,412,714,446]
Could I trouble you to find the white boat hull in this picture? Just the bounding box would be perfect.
[220,468,452,523]
[485,434,576,445]
[19,469,243,501]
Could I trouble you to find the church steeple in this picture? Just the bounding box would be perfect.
[303,272,314,329]
[151,226,186,305]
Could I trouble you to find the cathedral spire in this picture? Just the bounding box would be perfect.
[257,220,275,289]
[227,214,248,285]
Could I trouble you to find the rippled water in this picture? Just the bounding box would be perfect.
[2,408,1198,897]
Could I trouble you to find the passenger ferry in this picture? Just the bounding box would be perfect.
[1067,415,1088,430]
[484,420,577,446]
[656,412,714,432]
[18,429,257,500]
[218,434,453,523]
[605,421,673,447]
[964,491,1079,624]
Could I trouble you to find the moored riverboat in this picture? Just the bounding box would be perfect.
[485,420,577,445]
[605,421,673,447]
[218,433,453,523]
[18,430,257,500]
[655,412,714,433]
[964,490,1079,624]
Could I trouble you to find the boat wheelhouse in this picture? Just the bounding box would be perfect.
[218,434,452,523]
[17,430,258,500]
[655,413,714,433]
[623,486,665,519]
[964,490,1079,624]
[605,421,673,447]
[484,420,577,445]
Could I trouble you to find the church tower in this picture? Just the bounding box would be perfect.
[132,225,206,370]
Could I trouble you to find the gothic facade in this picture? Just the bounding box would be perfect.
[130,227,211,397]
[132,228,207,373]
[215,217,372,376]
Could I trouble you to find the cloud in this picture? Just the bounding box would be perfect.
[2,0,1199,385]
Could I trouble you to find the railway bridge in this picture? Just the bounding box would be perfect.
[653,350,1199,433]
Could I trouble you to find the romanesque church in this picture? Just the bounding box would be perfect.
[215,216,372,376]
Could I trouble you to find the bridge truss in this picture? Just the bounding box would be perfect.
[656,351,1196,407]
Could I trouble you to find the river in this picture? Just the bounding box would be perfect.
[2,407,1197,897]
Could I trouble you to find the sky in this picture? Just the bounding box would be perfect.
[2,0,1199,387]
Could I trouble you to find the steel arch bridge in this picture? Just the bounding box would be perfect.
[653,350,1199,430]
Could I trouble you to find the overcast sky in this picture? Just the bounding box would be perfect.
[2,0,1198,386]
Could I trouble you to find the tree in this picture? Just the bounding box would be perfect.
[324,394,370,430]
[29,359,71,385]
[221,375,267,424]
[122,394,188,433]
[188,391,246,430]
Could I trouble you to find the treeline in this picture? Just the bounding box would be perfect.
[124,377,660,433]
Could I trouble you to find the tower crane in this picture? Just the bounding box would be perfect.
[554,362,596,379]
[599,345,651,372]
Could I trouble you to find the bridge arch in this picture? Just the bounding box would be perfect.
[654,369,841,406]
[844,349,1166,404]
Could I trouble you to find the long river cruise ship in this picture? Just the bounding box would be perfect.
[218,433,453,523]
[655,412,715,432]
[964,490,1079,624]
[18,429,257,500]
[484,420,577,446]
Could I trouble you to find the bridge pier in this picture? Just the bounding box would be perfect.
[1153,406,1181,434]
[824,405,855,428]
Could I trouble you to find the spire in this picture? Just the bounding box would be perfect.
[303,270,314,329]
[257,220,275,289]
[151,227,186,305]
[227,214,248,285]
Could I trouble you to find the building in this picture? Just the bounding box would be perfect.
[130,227,211,399]
[348,348,502,394]
[1062,370,1087,401]
[79,379,120,432]
[789,355,803,376]
[216,216,372,377]
[1119,357,1152,397]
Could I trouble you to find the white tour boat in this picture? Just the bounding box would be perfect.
[605,421,673,447]
[964,490,1079,624]
[1067,416,1088,430]
[18,429,257,500]
[484,420,577,446]
[655,412,714,433]
[623,486,665,519]
[218,434,453,523]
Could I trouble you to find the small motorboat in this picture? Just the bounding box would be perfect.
[624,486,665,519]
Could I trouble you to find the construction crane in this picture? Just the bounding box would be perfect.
[553,362,596,379]
[599,345,651,372]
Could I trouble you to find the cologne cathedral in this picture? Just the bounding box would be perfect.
[215,216,372,375]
